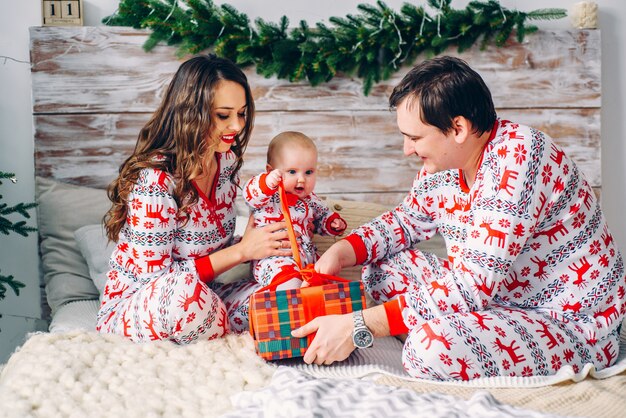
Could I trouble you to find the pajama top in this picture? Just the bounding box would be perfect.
[97,151,239,336]
[346,119,625,342]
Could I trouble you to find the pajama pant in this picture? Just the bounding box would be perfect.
[98,269,259,343]
[363,248,620,381]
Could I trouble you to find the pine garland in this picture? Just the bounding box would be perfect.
[0,171,36,300]
[104,0,566,94]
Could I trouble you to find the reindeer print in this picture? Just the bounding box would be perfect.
[358,120,624,381]
[97,151,247,343]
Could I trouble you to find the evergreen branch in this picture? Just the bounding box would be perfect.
[0,270,26,300]
[103,0,567,94]
[527,9,568,20]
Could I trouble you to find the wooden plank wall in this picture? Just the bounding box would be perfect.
[30,27,601,205]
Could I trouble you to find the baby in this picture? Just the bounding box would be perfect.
[244,131,347,289]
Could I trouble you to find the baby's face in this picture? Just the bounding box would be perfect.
[274,145,317,198]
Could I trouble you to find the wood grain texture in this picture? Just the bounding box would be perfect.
[30,27,600,113]
[30,26,602,201]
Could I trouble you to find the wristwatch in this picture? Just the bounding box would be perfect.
[352,310,374,349]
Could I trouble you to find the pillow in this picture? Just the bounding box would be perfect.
[74,224,116,294]
[36,177,110,314]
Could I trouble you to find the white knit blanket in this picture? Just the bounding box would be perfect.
[0,331,276,417]
[2,330,626,417]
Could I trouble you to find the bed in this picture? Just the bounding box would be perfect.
[0,26,624,417]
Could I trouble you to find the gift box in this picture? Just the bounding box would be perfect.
[249,279,366,360]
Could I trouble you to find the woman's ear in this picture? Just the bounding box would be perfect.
[452,116,472,145]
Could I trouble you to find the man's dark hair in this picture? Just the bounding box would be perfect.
[389,56,496,135]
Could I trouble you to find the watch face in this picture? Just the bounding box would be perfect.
[354,329,373,348]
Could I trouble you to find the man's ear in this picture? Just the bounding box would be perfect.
[266,163,273,172]
[452,116,472,144]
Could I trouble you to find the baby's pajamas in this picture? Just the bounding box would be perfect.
[244,172,344,287]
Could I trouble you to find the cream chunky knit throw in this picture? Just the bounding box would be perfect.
[2,330,626,417]
[0,331,276,417]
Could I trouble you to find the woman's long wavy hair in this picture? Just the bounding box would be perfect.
[104,54,255,242]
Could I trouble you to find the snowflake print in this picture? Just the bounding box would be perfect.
[143,250,155,258]
[233,317,242,326]
[572,213,586,229]
[371,290,381,301]
[522,366,533,377]
[437,300,448,311]
[563,349,574,362]
[185,275,194,285]
[432,318,441,325]
[551,354,562,370]
[541,165,553,185]
[498,218,511,228]
[502,359,511,370]
[514,144,527,165]
[451,245,459,254]
[596,352,603,363]
[424,196,434,207]
[408,315,418,327]
[422,267,432,280]
[159,332,168,339]
[186,312,196,324]
[144,221,154,229]
[131,198,142,210]
[590,270,599,280]
[530,242,542,251]
[494,326,506,337]
[599,254,609,268]
[471,230,480,239]
[521,266,531,277]
[439,353,453,366]
[573,364,580,373]
[589,240,602,255]
[508,242,521,256]
[559,274,569,283]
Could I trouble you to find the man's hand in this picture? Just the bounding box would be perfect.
[291,314,355,365]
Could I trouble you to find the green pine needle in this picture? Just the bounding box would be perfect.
[102,0,567,95]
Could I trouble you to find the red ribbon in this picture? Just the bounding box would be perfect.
[250,183,351,339]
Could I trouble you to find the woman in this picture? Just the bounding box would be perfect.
[97,54,290,343]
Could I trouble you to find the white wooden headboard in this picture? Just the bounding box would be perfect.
[30,27,601,205]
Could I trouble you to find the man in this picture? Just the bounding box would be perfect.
[292,56,625,380]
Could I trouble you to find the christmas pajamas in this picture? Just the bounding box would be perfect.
[97,151,258,342]
[348,119,625,380]
[244,172,344,286]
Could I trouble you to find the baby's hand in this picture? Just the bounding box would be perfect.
[266,169,282,190]
[330,218,347,234]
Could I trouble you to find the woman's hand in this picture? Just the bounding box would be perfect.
[238,216,291,262]
[291,314,355,365]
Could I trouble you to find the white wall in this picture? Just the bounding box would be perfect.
[0,0,624,361]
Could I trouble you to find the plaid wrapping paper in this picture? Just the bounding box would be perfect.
[249,280,366,360]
